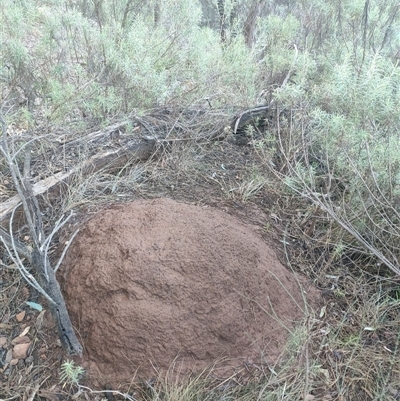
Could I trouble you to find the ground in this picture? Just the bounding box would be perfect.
[1,121,399,400]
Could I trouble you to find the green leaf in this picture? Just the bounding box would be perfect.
[26,301,43,312]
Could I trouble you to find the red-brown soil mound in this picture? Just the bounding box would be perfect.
[61,198,319,385]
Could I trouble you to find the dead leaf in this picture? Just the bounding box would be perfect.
[21,287,30,299]
[319,305,326,318]
[12,342,31,359]
[5,349,12,363]
[10,358,18,366]
[304,395,315,401]
[0,337,7,347]
[19,326,30,337]
[11,335,30,345]
[35,310,46,329]
[16,311,26,322]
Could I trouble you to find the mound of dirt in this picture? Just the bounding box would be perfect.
[61,198,319,385]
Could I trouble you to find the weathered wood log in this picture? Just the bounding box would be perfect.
[0,139,155,223]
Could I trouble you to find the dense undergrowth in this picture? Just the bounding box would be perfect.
[1,0,400,400]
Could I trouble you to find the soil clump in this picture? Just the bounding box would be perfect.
[61,198,319,385]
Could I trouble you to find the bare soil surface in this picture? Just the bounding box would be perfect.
[60,198,320,387]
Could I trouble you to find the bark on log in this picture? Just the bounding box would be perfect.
[32,248,83,355]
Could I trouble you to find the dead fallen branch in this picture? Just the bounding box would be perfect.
[0,138,155,222]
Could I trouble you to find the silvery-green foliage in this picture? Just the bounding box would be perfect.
[60,360,85,386]
[1,0,259,121]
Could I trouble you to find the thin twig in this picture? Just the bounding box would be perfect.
[78,385,137,401]
[0,118,39,247]
[54,228,79,273]
[41,212,74,280]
